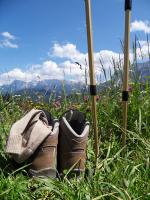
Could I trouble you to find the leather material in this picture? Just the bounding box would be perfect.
[58,110,89,175]
[30,133,57,171]
[29,119,59,178]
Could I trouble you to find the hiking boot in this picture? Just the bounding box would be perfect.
[29,111,59,178]
[58,110,89,176]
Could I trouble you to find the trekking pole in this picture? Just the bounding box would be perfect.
[122,0,132,152]
[84,0,99,164]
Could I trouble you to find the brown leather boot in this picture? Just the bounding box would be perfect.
[58,110,89,176]
[29,115,59,178]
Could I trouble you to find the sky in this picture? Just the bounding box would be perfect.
[0,0,150,85]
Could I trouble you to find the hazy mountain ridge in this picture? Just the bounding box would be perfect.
[0,61,149,98]
[0,79,86,102]
[136,60,150,82]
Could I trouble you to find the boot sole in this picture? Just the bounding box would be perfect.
[29,168,57,178]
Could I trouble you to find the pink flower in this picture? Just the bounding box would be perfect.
[128,86,133,92]
[83,96,89,103]
[96,95,100,102]
[53,100,61,109]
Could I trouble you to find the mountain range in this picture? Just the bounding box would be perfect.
[135,60,150,82]
[0,79,87,101]
[0,60,149,100]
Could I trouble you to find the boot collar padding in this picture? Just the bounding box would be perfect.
[61,117,89,138]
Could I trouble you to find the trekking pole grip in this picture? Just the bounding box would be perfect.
[125,0,132,11]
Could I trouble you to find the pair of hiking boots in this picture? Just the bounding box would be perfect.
[29,109,89,178]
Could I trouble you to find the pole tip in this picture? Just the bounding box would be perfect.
[125,0,132,11]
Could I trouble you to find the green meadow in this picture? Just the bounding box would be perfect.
[0,69,150,199]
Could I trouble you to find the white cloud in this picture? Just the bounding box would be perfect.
[136,40,150,59]
[1,32,16,40]
[0,32,18,48]
[0,59,85,86]
[0,42,123,85]
[29,60,63,80]
[131,20,150,34]
[51,42,123,67]
[51,42,125,81]
[0,61,63,86]
[0,68,30,85]
[51,43,87,64]
[0,40,18,49]
[60,60,85,82]
[2,40,149,86]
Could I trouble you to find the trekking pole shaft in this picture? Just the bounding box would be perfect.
[92,95,99,157]
[85,0,99,160]
[85,0,96,84]
[122,1,132,150]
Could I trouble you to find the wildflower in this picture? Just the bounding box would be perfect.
[96,95,100,102]
[128,85,133,92]
[53,100,61,110]
[83,96,89,103]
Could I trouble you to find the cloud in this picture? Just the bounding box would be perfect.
[131,20,150,34]
[51,43,86,64]
[0,32,18,48]
[51,42,124,81]
[1,32,16,40]
[0,68,29,85]
[51,42,123,67]
[1,40,149,86]
[136,40,150,59]
[0,61,63,86]
[29,60,63,80]
[0,40,18,49]
[0,42,123,85]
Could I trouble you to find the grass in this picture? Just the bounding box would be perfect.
[0,79,150,200]
[0,36,150,199]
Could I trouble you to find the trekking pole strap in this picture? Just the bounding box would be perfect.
[125,0,132,11]
[89,85,97,96]
[122,91,129,101]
